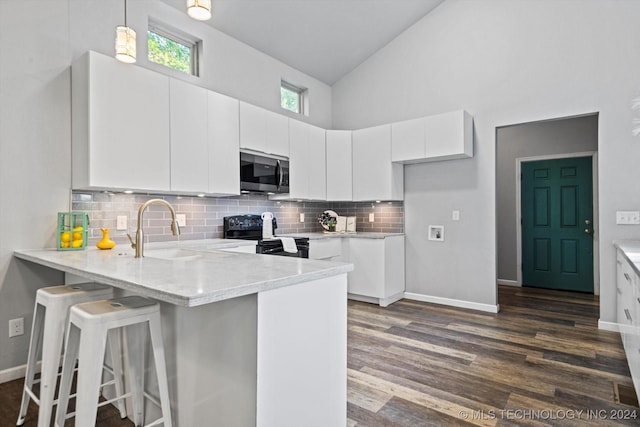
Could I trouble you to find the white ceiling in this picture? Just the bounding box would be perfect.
[159,0,445,85]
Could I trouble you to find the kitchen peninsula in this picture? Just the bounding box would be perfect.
[14,240,352,427]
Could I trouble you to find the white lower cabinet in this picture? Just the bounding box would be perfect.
[310,236,405,307]
[616,249,640,398]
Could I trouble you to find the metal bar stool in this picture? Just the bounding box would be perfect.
[16,283,127,427]
[55,296,172,427]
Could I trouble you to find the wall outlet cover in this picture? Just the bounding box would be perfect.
[452,210,460,221]
[9,317,24,338]
[176,214,186,227]
[299,213,305,223]
[369,213,375,222]
[116,215,128,231]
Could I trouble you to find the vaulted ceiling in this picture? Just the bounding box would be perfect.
[159,0,444,85]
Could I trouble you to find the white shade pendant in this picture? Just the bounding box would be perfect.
[115,26,137,63]
[187,0,212,21]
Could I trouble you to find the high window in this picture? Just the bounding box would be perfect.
[281,81,306,114]
[147,22,199,76]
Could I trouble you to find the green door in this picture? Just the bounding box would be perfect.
[521,156,594,292]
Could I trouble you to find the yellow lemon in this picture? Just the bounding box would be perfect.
[60,241,70,248]
[73,226,83,231]
[60,231,71,243]
[72,231,83,241]
[71,239,83,248]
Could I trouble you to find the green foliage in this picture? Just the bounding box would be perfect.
[147,31,191,74]
[281,86,300,113]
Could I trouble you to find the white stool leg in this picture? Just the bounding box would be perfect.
[107,328,127,418]
[125,322,146,426]
[54,322,81,427]
[17,303,45,425]
[36,304,67,427]
[148,310,173,427]
[74,323,107,427]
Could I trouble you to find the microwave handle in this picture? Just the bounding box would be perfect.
[276,160,283,189]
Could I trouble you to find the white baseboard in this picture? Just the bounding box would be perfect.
[347,292,403,307]
[0,364,28,384]
[598,320,619,332]
[403,292,500,313]
[497,279,520,287]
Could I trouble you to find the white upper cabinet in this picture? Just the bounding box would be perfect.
[239,101,289,157]
[391,117,425,162]
[170,79,208,193]
[289,119,326,200]
[391,110,473,164]
[352,124,403,201]
[208,91,240,196]
[326,130,353,201]
[72,51,171,192]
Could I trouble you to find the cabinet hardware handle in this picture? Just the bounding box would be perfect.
[624,273,631,281]
[625,309,632,321]
[637,297,640,304]
[617,288,622,295]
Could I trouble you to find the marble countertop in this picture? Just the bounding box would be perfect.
[614,240,640,276]
[279,232,404,240]
[14,239,353,308]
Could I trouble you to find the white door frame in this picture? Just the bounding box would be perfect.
[515,151,599,295]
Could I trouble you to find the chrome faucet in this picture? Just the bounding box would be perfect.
[127,199,180,258]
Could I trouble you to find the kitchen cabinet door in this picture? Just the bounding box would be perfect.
[326,130,353,201]
[424,110,473,161]
[391,117,425,163]
[208,91,240,195]
[72,51,170,191]
[352,124,403,201]
[170,79,208,193]
[239,102,289,157]
[347,236,405,306]
[289,119,326,200]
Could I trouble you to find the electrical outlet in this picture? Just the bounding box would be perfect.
[369,213,375,222]
[116,215,127,231]
[452,210,460,221]
[299,213,305,223]
[616,211,640,225]
[176,214,186,227]
[9,317,24,338]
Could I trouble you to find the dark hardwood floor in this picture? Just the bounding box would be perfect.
[347,285,639,426]
[0,285,637,426]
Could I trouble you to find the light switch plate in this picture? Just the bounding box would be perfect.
[452,210,460,221]
[116,215,127,231]
[176,214,186,227]
[299,213,305,223]
[616,211,640,225]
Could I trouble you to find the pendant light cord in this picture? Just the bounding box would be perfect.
[124,0,128,26]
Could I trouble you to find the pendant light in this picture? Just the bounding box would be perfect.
[115,0,136,63]
[187,0,212,21]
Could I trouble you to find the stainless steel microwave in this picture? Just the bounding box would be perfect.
[240,152,290,194]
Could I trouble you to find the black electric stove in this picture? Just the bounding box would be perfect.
[223,214,309,258]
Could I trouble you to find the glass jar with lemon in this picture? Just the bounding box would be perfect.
[56,212,89,251]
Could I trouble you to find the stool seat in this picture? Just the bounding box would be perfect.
[55,295,172,427]
[17,283,127,427]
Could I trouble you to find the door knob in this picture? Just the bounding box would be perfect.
[585,219,591,225]
[584,228,592,235]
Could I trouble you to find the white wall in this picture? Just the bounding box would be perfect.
[332,0,640,320]
[0,0,331,373]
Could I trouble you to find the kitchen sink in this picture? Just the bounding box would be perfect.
[144,248,202,261]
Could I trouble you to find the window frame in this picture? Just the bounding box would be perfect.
[147,21,200,77]
[281,80,306,115]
